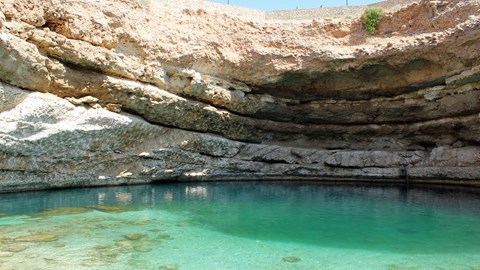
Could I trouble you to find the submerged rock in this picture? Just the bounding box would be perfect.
[87,205,136,213]
[1,244,28,253]
[124,233,146,241]
[94,245,111,250]
[159,263,179,270]
[43,257,59,264]
[127,259,144,267]
[0,251,14,257]
[15,234,59,242]
[116,239,155,253]
[157,232,174,240]
[282,256,301,263]
[98,249,119,258]
[133,245,152,252]
[33,207,91,217]
[175,222,189,227]
[131,220,150,225]
[0,237,12,243]
[386,264,418,270]
[79,217,109,224]
[115,240,135,250]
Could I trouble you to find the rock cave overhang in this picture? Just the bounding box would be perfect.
[252,59,446,101]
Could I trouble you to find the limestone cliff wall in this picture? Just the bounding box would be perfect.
[0,0,480,192]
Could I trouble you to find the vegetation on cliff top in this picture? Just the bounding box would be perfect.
[363,7,383,34]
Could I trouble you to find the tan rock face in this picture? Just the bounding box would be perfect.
[0,0,480,191]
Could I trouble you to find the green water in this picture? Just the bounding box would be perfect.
[0,182,479,270]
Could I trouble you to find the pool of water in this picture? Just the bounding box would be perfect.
[0,182,479,269]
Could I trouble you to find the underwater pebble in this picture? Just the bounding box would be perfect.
[128,259,147,267]
[157,232,174,240]
[80,261,98,267]
[159,263,179,270]
[386,264,418,270]
[94,245,111,250]
[132,220,150,225]
[134,245,152,252]
[98,249,119,258]
[124,233,146,240]
[282,256,301,263]
[44,258,58,264]
[115,240,135,249]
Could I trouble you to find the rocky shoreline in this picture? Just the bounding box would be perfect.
[1,0,480,192]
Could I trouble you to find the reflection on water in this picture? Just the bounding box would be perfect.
[185,186,208,199]
[97,192,106,204]
[115,192,133,205]
[0,182,480,214]
[163,191,173,202]
[1,182,479,216]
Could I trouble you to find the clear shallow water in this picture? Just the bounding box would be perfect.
[0,182,480,270]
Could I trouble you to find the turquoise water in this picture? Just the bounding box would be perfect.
[0,182,480,269]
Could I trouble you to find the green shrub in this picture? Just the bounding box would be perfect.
[363,7,383,34]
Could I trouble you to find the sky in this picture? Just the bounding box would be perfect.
[207,0,381,10]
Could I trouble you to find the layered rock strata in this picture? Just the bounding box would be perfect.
[0,0,480,192]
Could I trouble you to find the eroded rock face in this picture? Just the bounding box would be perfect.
[0,0,480,191]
